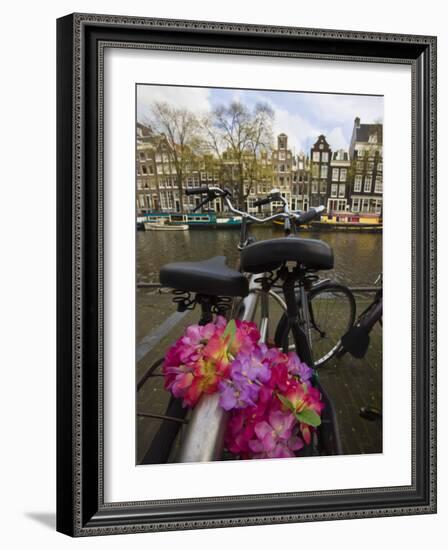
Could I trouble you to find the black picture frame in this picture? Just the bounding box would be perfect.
[57,13,437,536]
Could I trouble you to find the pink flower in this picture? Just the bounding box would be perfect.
[163,317,231,407]
[284,382,325,417]
[248,410,304,458]
[229,320,260,355]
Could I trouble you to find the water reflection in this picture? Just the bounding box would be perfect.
[136,226,382,287]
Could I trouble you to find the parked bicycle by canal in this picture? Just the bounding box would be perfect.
[340,274,382,360]
[139,186,366,463]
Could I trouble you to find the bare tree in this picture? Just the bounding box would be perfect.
[202,101,274,207]
[149,102,201,212]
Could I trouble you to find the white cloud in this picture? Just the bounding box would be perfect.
[301,93,384,126]
[273,108,321,154]
[326,127,348,151]
[273,108,348,154]
[137,85,211,123]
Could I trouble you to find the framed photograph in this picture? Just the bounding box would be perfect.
[57,13,437,536]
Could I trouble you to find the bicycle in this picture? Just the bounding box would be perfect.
[340,274,382,360]
[141,186,353,463]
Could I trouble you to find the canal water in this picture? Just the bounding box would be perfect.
[137,226,382,287]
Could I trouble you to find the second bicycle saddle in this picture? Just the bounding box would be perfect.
[160,255,249,297]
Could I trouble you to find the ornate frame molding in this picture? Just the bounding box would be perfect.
[57,13,437,536]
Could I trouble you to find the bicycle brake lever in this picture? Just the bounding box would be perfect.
[193,196,211,212]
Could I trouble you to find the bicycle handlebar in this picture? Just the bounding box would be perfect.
[295,207,325,225]
[253,189,282,207]
[185,186,210,196]
[184,185,325,225]
[252,196,272,207]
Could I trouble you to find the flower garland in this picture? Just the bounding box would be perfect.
[163,317,324,459]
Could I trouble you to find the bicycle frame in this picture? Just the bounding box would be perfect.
[176,191,327,462]
[177,274,288,462]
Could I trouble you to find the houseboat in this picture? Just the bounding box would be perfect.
[138,211,242,229]
[271,211,382,232]
[311,212,382,232]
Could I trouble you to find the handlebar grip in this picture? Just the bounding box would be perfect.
[253,196,272,207]
[297,207,323,225]
[185,187,209,196]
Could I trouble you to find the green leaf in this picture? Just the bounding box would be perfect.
[223,319,237,349]
[296,408,321,427]
[277,393,294,412]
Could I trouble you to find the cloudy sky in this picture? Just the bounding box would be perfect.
[137,84,383,154]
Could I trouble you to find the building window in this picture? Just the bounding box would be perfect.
[331,184,338,197]
[279,151,286,160]
[141,165,147,175]
[157,165,163,175]
[352,198,360,212]
[361,198,370,212]
[321,165,328,179]
[332,168,339,181]
[356,160,364,170]
[148,164,154,175]
[201,172,206,181]
[374,198,383,214]
[377,162,383,172]
[375,176,383,193]
[338,184,346,198]
[354,175,362,192]
[356,149,364,157]
[279,164,285,172]
[367,162,374,171]
[139,152,146,160]
[322,152,329,163]
[312,181,318,193]
[312,151,320,162]
[340,169,347,181]
[321,181,327,194]
[364,176,372,192]
[312,165,319,177]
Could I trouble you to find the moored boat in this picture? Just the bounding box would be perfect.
[272,211,382,232]
[311,212,382,232]
[144,221,189,231]
[139,211,242,229]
